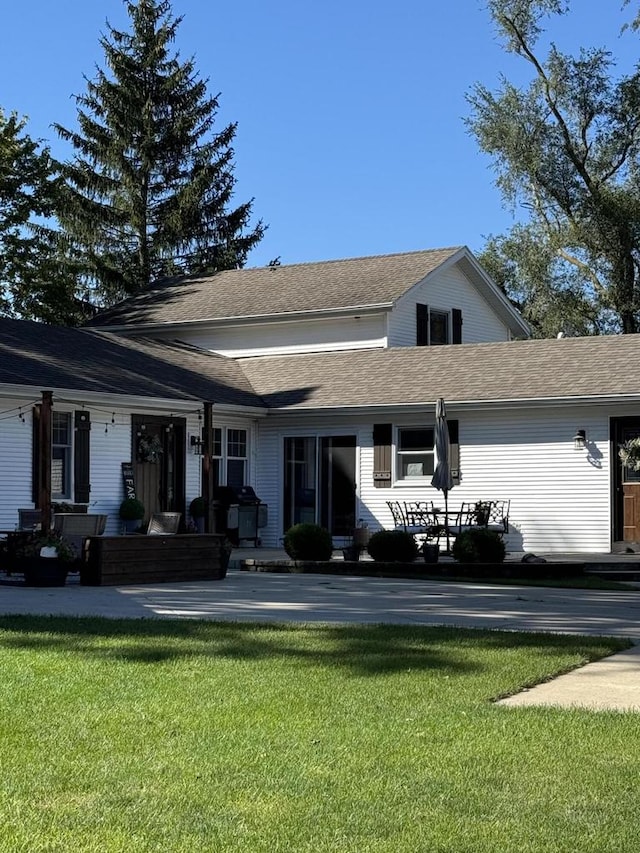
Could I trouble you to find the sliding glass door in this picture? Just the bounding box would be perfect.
[284,435,356,536]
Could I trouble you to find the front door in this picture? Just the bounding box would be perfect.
[132,415,186,525]
[612,418,640,545]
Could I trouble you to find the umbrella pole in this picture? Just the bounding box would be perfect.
[444,490,450,555]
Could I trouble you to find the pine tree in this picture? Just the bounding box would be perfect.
[55,0,264,306]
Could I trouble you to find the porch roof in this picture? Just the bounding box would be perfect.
[0,318,264,407]
[239,334,640,410]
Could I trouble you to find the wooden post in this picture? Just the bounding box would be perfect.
[39,390,53,534]
[202,402,213,533]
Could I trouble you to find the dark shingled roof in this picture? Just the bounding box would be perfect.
[239,335,640,409]
[2,318,636,412]
[0,318,264,406]
[86,247,464,327]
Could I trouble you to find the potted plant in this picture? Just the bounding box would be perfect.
[283,524,333,561]
[421,540,439,564]
[474,501,491,526]
[119,497,145,533]
[14,531,77,586]
[189,496,207,533]
[452,528,506,564]
[367,529,418,562]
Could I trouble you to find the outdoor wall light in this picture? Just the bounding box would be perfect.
[190,434,203,455]
[573,429,587,450]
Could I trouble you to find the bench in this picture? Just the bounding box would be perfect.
[447,500,510,537]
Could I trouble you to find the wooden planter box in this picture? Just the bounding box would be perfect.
[81,534,228,586]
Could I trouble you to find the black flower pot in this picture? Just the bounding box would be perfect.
[23,557,69,587]
[422,544,439,564]
[342,545,361,562]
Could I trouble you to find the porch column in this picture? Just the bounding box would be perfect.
[38,390,52,534]
[202,402,213,533]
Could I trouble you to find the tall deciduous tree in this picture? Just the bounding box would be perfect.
[467,0,640,335]
[55,0,264,306]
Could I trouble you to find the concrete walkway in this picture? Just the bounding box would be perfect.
[497,643,640,711]
[1,567,638,711]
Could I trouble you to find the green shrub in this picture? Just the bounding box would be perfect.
[284,523,333,560]
[367,529,418,562]
[452,528,506,563]
[119,497,145,521]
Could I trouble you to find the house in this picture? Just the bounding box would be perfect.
[0,246,637,554]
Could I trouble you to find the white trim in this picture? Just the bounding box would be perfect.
[91,304,392,335]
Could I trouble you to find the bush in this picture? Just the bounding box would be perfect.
[119,497,145,521]
[452,528,506,563]
[284,523,333,561]
[189,496,206,518]
[367,529,418,562]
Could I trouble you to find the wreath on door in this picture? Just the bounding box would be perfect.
[137,434,163,463]
[619,438,640,471]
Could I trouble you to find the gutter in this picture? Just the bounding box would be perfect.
[260,393,640,418]
[0,383,266,416]
[90,304,392,335]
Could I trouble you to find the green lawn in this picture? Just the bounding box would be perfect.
[0,616,636,852]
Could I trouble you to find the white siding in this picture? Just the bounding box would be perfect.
[154,314,387,358]
[0,400,255,535]
[0,398,34,530]
[255,405,616,553]
[1,391,621,554]
[360,407,612,553]
[254,422,281,544]
[388,264,509,346]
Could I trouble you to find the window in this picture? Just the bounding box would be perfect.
[226,428,247,490]
[416,305,462,346]
[429,310,449,345]
[396,427,434,480]
[52,412,72,499]
[211,427,222,486]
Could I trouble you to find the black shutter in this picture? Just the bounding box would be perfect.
[32,405,41,504]
[449,420,460,485]
[416,303,429,346]
[373,423,392,488]
[452,309,462,344]
[74,410,91,503]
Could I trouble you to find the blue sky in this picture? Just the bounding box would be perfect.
[1,1,637,268]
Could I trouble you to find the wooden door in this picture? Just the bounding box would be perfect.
[613,419,640,544]
[132,415,186,525]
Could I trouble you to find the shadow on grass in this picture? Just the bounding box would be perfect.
[0,615,628,676]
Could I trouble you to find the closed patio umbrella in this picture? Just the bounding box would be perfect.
[431,397,454,553]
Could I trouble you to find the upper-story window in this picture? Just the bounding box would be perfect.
[416,304,462,346]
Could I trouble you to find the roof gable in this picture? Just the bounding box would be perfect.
[87,247,465,328]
